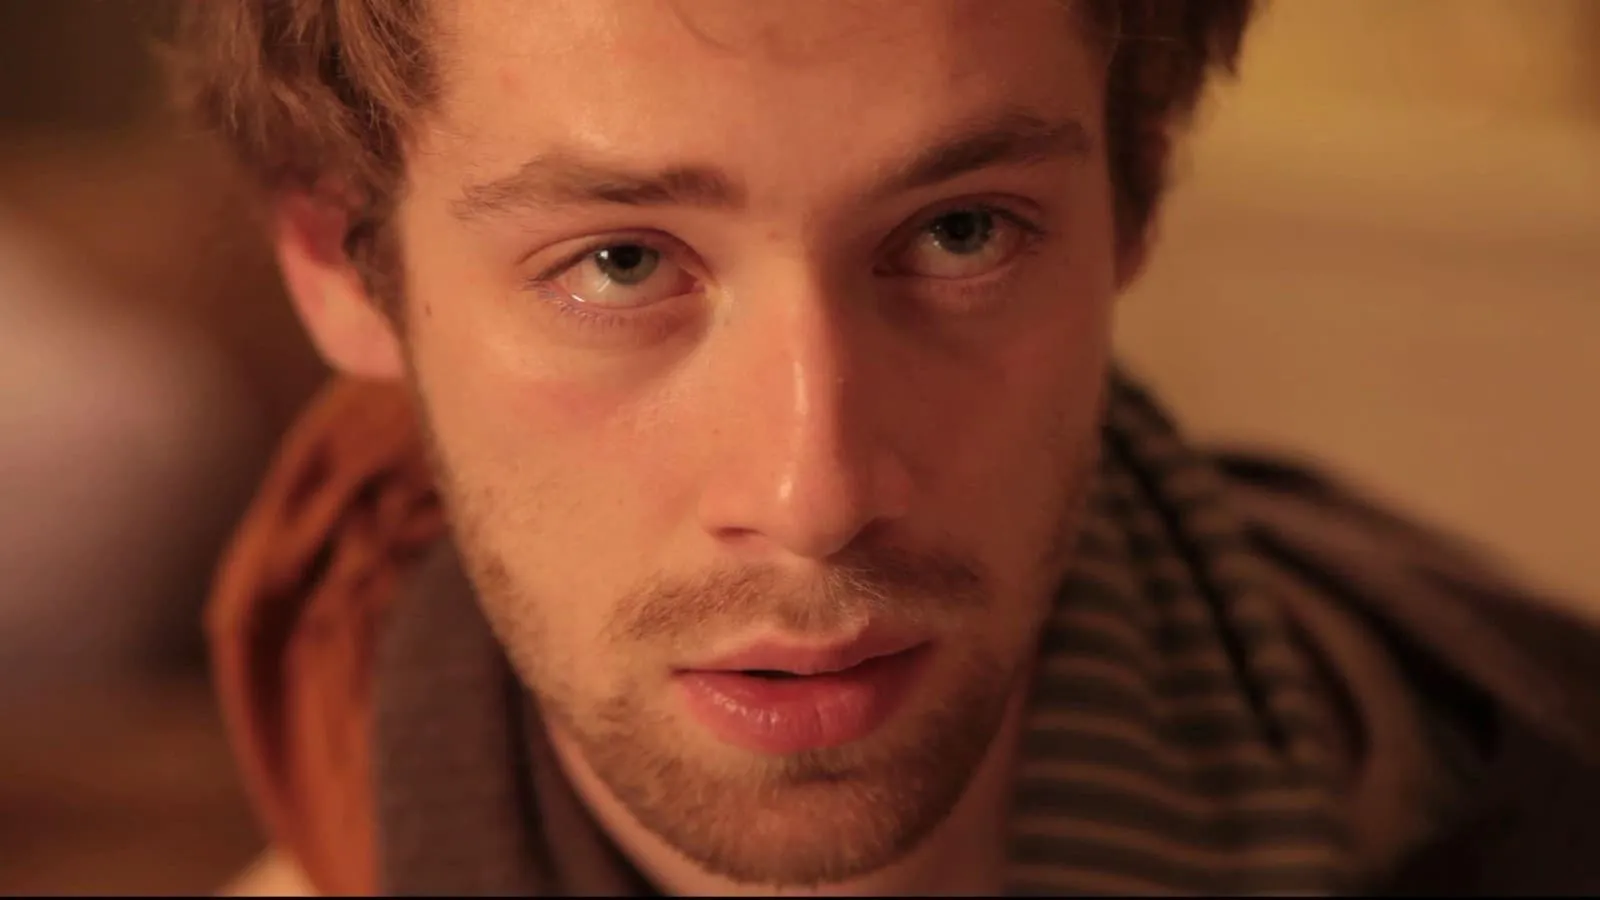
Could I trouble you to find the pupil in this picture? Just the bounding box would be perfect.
[933,210,992,254]
[595,245,657,284]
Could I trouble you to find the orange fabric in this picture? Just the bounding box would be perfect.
[206,377,444,896]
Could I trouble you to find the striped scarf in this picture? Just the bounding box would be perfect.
[1005,376,1352,893]
[372,371,1463,895]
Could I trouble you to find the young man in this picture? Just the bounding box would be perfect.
[175,1,1600,895]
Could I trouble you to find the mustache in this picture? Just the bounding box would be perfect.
[607,542,991,646]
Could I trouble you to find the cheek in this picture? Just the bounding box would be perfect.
[434,362,691,530]
[406,283,700,579]
[1001,212,1119,441]
[1005,261,1116,476]
[415,336,692,682]
[921,268,1113,566]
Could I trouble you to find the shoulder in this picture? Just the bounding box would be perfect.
[1211,447,1600,760]
[205,377,445,896]
[1212,448,1600,891]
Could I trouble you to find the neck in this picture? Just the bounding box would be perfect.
[545,681,1032,897]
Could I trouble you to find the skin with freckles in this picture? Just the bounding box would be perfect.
[279,0,1130,894]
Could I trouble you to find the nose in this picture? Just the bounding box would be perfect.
[695,283,913,562]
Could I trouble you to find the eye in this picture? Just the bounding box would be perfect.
[538,241,699,309]
[882,206,1035,281]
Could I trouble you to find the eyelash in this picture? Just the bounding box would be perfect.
[524,230,696,335]
[885,203,1049,313]
[522,201,1049,333]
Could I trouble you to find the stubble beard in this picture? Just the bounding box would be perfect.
[418,398,1100,890]
[462,544,1034,888]
[453,509,1091,889]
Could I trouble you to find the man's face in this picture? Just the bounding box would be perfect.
[391,0,1116,887]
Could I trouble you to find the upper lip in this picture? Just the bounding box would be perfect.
[684,629,926,676]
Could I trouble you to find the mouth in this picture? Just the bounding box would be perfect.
[683,630,928,678]
[673,632,932,755]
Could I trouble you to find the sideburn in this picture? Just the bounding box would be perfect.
[344,198,410,327]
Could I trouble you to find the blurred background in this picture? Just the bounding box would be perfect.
[0,0,1595,892]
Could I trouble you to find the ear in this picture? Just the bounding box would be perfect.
[273,193,405,381]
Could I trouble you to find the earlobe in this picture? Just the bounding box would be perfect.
[273,193,405,381]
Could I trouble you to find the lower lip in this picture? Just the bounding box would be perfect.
[676,645,931,755]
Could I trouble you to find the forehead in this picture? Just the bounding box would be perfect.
[416,0,1098,199]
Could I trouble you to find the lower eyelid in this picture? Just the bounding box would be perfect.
[533,287,696,342]
[924,256,1036,308]
[530,274,706,327]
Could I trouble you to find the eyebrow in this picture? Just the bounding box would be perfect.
[451,109,1092,222]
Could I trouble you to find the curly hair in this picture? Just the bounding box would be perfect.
[171,0,1255,282]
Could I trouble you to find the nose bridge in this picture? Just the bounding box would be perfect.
[697,272,909,559]
[780,297,857,500]
[741,278,863,496]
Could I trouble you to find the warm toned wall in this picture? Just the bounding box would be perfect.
[1117,0,1600,607]
[0,0,327,440]
[1236,0,1599,124]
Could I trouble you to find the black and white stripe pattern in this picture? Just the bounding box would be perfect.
[1005,374,1352,895]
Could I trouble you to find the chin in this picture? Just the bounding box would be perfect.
[562,650,1018,889]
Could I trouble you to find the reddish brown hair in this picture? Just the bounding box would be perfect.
[172,0,1255,273]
